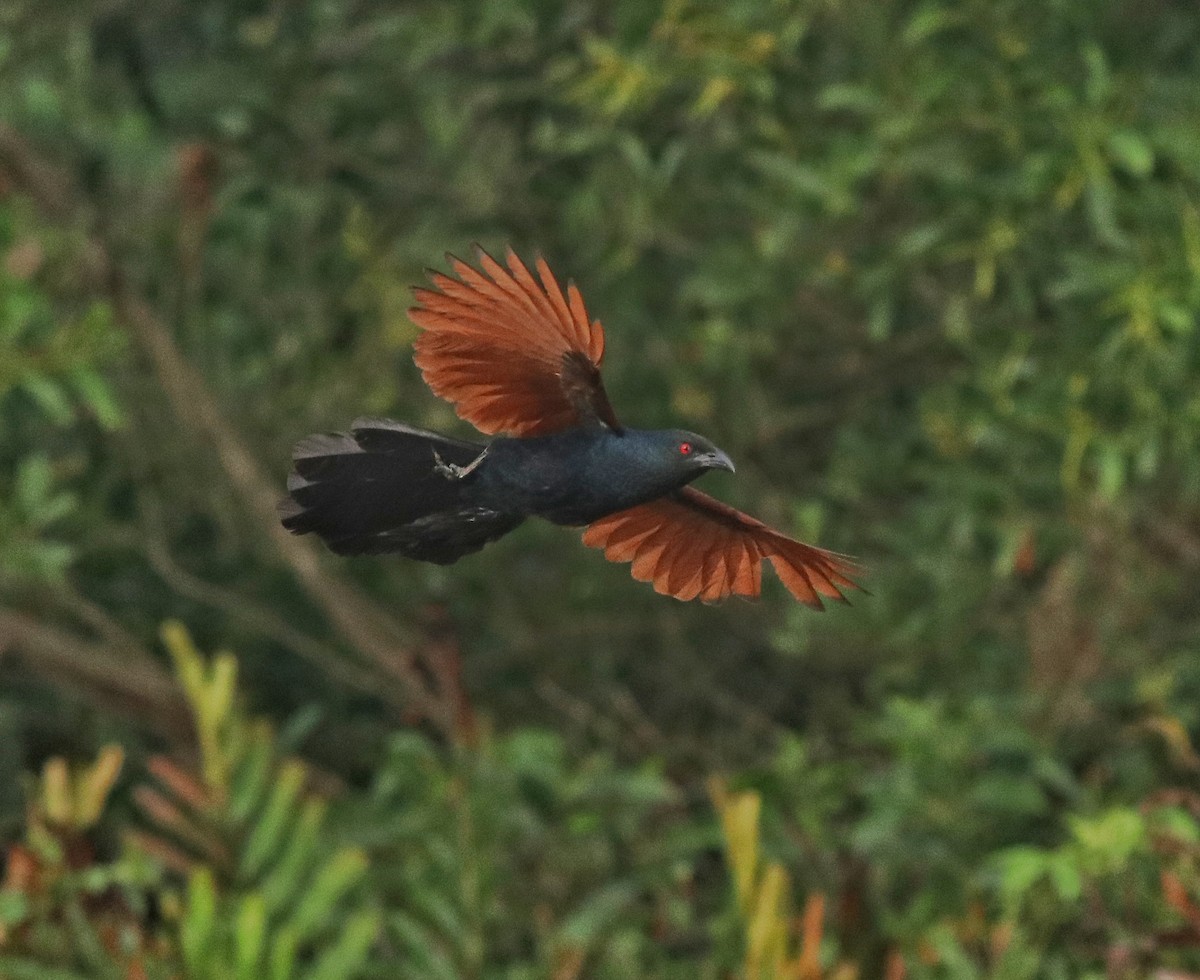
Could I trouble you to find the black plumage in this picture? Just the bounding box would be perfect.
[279,420,520,563]
[280,418,730,561]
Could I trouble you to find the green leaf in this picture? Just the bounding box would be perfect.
[387,913,461,980]
[14,454,52,513]
[1155,806,1200,844]
[1106,130,1155,178]
[230,726,276,823]
[1047,852,1083,903]
[0,890,30,926]
[1069,808,1146,870]
[903,4,958,45]
[22,76,63,120]
[816,83,881,115]
[63,901,121,977]
[70,367,124,430]
[269,925,300,980]
[406,886,465,941]
[181,868,219,973]
[8,539,75,582]
[240,759,307,880]
[286,848,369,942]
[554,882,639,948]
[20,374,74,424]
[31,490,77,527]
[260,799,327,914]
[1095,441,1125,501]
[235,894,268,980]
[996,847,1050,909]
[303,909,380,980]
[0,957,96,980]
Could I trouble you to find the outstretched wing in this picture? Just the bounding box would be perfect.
[409,248,619,436]
[581,486,862,605]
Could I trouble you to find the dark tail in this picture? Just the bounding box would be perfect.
[279,418,522,563]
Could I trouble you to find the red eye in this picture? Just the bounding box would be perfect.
[679,442,692,455]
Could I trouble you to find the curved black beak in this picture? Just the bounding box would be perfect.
[699,448,736,474]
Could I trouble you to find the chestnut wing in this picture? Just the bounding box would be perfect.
[582,486,862,605]
[409,248,618,436]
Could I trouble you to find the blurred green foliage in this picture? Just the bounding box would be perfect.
[2,0,1200,975]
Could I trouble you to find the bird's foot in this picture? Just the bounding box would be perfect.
[432,447,487,480]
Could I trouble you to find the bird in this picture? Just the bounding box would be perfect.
[280,248,862,606]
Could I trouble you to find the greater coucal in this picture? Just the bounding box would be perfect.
[280,249,861,606]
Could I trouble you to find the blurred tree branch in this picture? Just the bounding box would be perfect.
[0,606,189,742]
[0,124,462,739]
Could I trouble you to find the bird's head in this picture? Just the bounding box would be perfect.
[641,429,736,478]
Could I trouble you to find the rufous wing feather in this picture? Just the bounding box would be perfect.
[409,248,618,436]
[581,486,862,606]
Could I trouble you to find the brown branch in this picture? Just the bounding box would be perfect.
[0,607,190,743]
[1142,514,1200,569]
[0,123,456,737]
[105,257,447,726]
[0,128,74,221]
[142,532,385,701]
[47,580,147,655]
[122,432,390,701]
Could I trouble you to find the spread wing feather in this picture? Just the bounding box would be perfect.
[409,248,616,436]
[582,486,862,606]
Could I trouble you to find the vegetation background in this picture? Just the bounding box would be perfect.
[2,0,1199,977]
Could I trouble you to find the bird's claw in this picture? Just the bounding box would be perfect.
[432,447,487,480]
